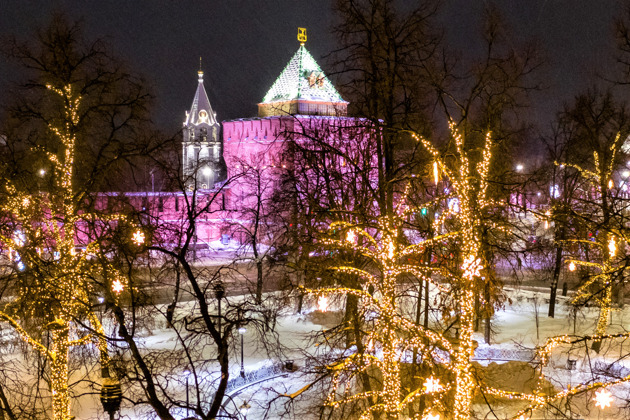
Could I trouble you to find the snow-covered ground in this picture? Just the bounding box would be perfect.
[6,282,630,419]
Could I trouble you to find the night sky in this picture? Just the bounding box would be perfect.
[0,1,624,135]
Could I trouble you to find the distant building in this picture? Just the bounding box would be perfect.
[94,33,356,250]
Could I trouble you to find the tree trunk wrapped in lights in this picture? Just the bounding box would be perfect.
[0,83,124,420]
[559,133,624,348]
[310,213,457,420]
[414,123,495,420]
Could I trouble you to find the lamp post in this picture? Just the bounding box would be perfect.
[214,282,225,332]
[238,326,246,378]
[515,164,526,211]
[184,369,190,417]
[239,400,251,419]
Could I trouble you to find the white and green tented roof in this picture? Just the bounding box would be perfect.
[261,45,346,104]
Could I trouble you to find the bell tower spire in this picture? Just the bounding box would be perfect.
[182,64,225,190]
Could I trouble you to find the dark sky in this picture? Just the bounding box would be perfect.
[0,1,624,134]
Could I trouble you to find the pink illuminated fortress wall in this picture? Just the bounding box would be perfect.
[84,38,361,250]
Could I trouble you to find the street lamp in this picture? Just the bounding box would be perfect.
[100,376,122,420]
[239,400,251,419]
[238,326,246,378]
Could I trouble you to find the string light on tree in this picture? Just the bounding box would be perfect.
[608,237,616,257]
[413,123,497,419]
[433,161,440,185]
[423,376,443,393]
[0,83,123,419]
[559,134,624,341]
[346,229,356,244]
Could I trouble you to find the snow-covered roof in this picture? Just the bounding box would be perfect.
[261,45,346,104]
[185,71,218,126]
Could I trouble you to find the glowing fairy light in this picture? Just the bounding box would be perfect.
[13,231,25,247]
[433,161,439,185]
[132,229,145,245]
[568,261,576,272]
[346,229,356,244]
[608,237,616,257]
[544,210,550,229]
[461,254,482,280]
[422,414,440,420]
[317,295,329,312]
[608,179,614,189]
[423,376,443,393]
[112,279,125,294]
[387,240,395,260]
[594,388,613,409]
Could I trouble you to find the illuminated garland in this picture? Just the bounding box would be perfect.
[0,84,131,419]
[302,123,498,419]
[557,133,623,341]
[413,124,495,420]
[307,209,457,419]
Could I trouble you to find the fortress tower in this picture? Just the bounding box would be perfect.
[182,69,226,190]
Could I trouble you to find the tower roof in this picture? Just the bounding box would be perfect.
[261,45,346,105]
[185,71,218,127]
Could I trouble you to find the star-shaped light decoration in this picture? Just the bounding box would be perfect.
[112,279,125,294]
[594,388,613,409]
[568,261,576,272]
[461,254,482,279]
[423,376,443,394]
[132,229,145,246]
[317,295,329,312]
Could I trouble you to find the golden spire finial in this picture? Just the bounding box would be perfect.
[298,27,307,45]
[198,57,203,80]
